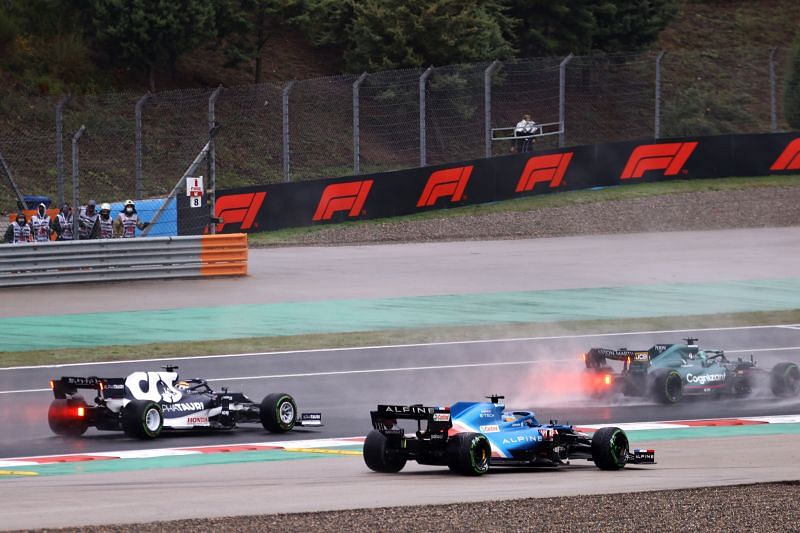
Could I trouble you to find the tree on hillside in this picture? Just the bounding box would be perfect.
[506,0,595,56]
[786,36,800,129]
[303,0,515,72]
[90,0,217,91]
[508,0,677,57]
[216,0,307,84]
[591,0,678,52]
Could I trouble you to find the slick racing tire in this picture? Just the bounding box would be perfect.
[447,432,491,476]
[122,400,163,439]
[770,362,800,397]
[363,430,407,473]
[651,369,683,404]
[260,393,297,433]
[47,397,89,437]
[591,426,629,471]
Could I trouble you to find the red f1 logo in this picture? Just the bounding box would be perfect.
[770,139,800,171]
[621,142,698,179]
[515,153,573,192]
[215,192,266,232]
[417,166,473,207]
[312,180,373,221]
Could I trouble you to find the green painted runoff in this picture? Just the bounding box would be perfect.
[1,278,799,352]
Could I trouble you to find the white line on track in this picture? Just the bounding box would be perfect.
[204,358,572,383]
[0,358,573,394]
[1,323,797,371]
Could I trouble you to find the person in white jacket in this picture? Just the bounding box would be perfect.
[514,114,538,153]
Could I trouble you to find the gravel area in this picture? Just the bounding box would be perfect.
[262,186,800,246]
[37,481,800,532]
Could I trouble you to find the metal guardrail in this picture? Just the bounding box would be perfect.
[0,234,247,287]
[491,121,563,142]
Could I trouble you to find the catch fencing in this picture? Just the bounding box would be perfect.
[0,47,794,236]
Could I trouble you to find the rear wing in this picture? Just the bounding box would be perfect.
[583,344,672,370]
[370,404,452,435]
[50,376,125,399]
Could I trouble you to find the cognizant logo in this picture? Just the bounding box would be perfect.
[686,373,725,385]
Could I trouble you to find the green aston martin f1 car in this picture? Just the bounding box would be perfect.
[582,338,800,404]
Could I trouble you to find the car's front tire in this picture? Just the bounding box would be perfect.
[48,397,89,437]
[363,430,407,473]
[122,400,163,439]
[591,426,629,470]
[260,393,297,432]
[447,432,491,476]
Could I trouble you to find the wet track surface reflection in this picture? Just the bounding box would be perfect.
[1,325,799,458]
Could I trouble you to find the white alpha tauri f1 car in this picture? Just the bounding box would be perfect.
[48,365,322,439]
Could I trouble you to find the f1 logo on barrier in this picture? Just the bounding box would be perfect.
[214,192,266,232]
[515,153,573,192]
[312,180,373,221]
[417,166,473,207]
[621,142,698,179]
[770,138,800,171]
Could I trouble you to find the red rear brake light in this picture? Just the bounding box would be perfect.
[604,374,613,386]
[49,380,55,390]
[580,353,586,362]
[76,407,85,417]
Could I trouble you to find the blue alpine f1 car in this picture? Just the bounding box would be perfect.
[364,395,654,475]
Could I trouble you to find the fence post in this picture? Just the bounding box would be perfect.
[71,125,86,239]
[282,81,295,183]
[419,66,433,167]
[558,54,574,148]
[207,85,222,234]
[655,50,665,139]
[134,92,152,200]
[484,60,501,158]
[769,48,778,133]
[353,72,368,175]
[55,95,71,207]
[142,126,221,236]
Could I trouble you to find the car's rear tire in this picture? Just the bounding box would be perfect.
[651,369,683,404]
[591,426,629,470]
[260,393,297,432]
[47,397,89,437]
[363,430,407,473]
[122,400,163,439]
[771,362,800,397]
[446,432,491,476]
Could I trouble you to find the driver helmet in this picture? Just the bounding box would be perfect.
[176,380,191,391]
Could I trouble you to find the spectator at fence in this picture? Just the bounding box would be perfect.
[30,203,53,242]
[514,114,538,153]
[52,203,74,241]
[113,200,150,238]
[97,203,114,239]
[78,200,100,240]
[4,211,32,244]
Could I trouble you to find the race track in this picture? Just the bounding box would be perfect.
[1,227,800,529]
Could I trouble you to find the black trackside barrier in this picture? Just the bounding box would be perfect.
[181,132,800,235]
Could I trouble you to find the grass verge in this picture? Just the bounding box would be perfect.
[2,309,798,368]
[247,174,800,246]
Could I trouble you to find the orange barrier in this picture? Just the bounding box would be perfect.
[199,233,248,277]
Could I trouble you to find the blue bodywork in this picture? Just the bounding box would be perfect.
[450,399,575,461]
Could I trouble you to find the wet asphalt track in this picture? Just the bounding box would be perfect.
[1,325,799,458]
